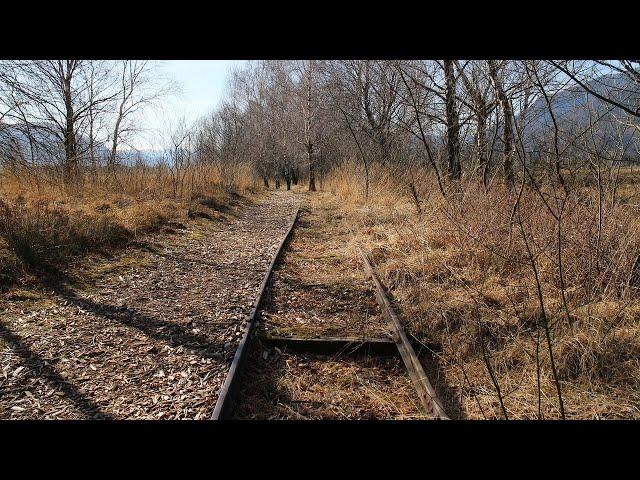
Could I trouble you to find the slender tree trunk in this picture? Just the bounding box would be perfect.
[306,60,317,192]
[88,115,98,185]
[284,164,292,190]
[477,109,489,189]
[307,144,316,191]
[444,60,461,180]
[452,61,489,189]
[488,60,515,186]
[109,109,124,175]
[62,71,77,186]
[339,104,370,199]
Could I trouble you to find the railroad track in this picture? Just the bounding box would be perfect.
[211,206,448,420]
[211,207,300,420]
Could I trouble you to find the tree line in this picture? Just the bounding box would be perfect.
[1,60,639,198]
[193,60,640,201]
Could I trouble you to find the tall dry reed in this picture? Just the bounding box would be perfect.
[323,162,640,419]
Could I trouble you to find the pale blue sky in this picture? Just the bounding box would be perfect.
[136,60,245,149]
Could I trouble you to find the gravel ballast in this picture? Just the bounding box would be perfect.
[0,191,299,419]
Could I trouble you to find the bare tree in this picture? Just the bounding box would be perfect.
[303,60,317,191]
[108,61,172,175]
[455,60,495,188]
[0,60,117,186]
[393,61,446,196]
[488,60,516,186]
[164,117,194,199]
[444,60,461,180]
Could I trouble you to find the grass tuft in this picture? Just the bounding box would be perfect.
[320,162,640,419]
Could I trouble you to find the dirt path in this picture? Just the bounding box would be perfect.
[0,191,299,419]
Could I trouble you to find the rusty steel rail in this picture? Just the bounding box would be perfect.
[358,247,449,420]
[211,207,300,420]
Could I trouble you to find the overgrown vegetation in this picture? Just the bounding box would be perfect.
[324,166,640,418]
[2,59,640,418]
[0,165,258,286]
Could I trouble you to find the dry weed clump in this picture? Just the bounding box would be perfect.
[323,164,640,419]
[0,165,259,286]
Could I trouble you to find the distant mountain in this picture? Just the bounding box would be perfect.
[0,123,111,163]
[520,72,640,156]
[0,123,166,166]
[117,149,164,166]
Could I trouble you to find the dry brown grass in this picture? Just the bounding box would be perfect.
[322,162,640,419]
[234,340,426,419]
[0,164,261,287]
[260,204,389,339]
